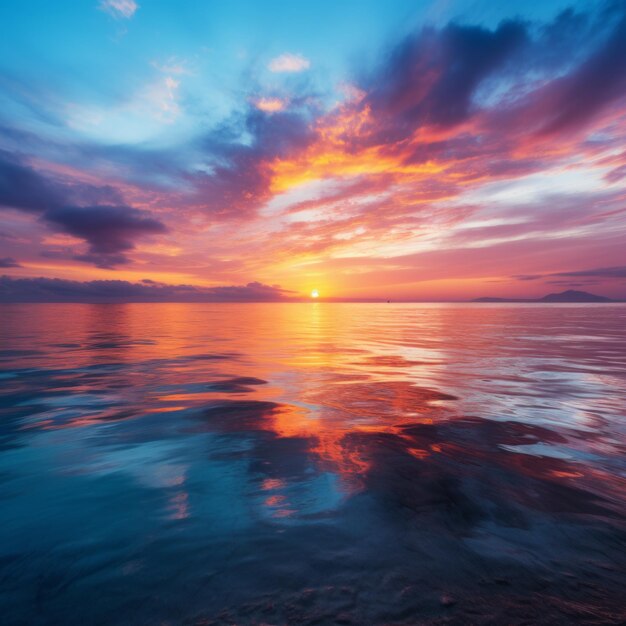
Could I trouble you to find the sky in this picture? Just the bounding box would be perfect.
[1,0,626,301]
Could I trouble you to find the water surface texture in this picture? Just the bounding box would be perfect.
[1,303,625,624]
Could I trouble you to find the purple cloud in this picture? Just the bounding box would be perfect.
[537,9,626,136]
[44,205,167,267]
[0,275,291,302]
[552,266,626,278]
[513,266,626,283]
[0,257,21,268]
[0,150,65,213]
[0,151,167,268]
[359,20,526,145]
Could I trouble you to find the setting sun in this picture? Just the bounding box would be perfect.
[311,289,319,299]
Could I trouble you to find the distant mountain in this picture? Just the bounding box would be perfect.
[473,290,616,303]
[539,290,613,303]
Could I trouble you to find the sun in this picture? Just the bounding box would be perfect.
[310,289,320,299]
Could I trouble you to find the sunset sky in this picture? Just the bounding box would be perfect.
[1,0,625,300]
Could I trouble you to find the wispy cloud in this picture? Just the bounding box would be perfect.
[66,74,183,141]
[553,266,626,278]
[98,0,139,20]
[254,97,286,113]
[144,76,181,122]
[151,57,192,76]
[513,266,626,282]
[268,53,310,73]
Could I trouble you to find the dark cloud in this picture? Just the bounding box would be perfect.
[44,205,167,266]
[0,275,291,302]
[0,151,166,267]
[0,149,65,212]
[359,20,526,144]
[0,150,124,209]
[340,2,626,176]
[0,257,21,268]
[537,9,626,136]
[72,252,132,269]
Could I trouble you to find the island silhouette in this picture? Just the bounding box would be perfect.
[473,289,617,303]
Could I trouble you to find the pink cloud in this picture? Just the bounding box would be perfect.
[254,98,286,113]
[268,53,310,73]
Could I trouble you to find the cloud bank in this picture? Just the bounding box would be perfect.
[0,276,290,303]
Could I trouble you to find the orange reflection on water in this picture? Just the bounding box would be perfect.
[261,478,286,490]
[265,495,286,507]
[260,478,295,518]
[258,378,455,486]
[3,301,625,516]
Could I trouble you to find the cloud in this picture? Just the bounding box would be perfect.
[219,3,626,278]
[513,274,542,281]
[44,205,167,268]
[71,253,129,269]
[143,76,181,123]
[0,257,20,268]
[98,0,138,20]
[67,75,183,137]
[0,150,65,213]
[254,97,286,113]
[152,57,191,76]
[552,266,626,278]
[0,150,124,212]
[362,20,527,134]
[268,53,310,73]
[0,275,291,302]
[535,10,626,136]
[188,106,315,218]
[605,163,626,184]
[0,151,167,267]
[513,266,626,283]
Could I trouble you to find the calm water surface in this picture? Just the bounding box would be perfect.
[0,303,625,624]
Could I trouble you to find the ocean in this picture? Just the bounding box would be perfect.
[1,303,625,623]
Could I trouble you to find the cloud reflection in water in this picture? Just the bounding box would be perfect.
[0,302,625,624]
